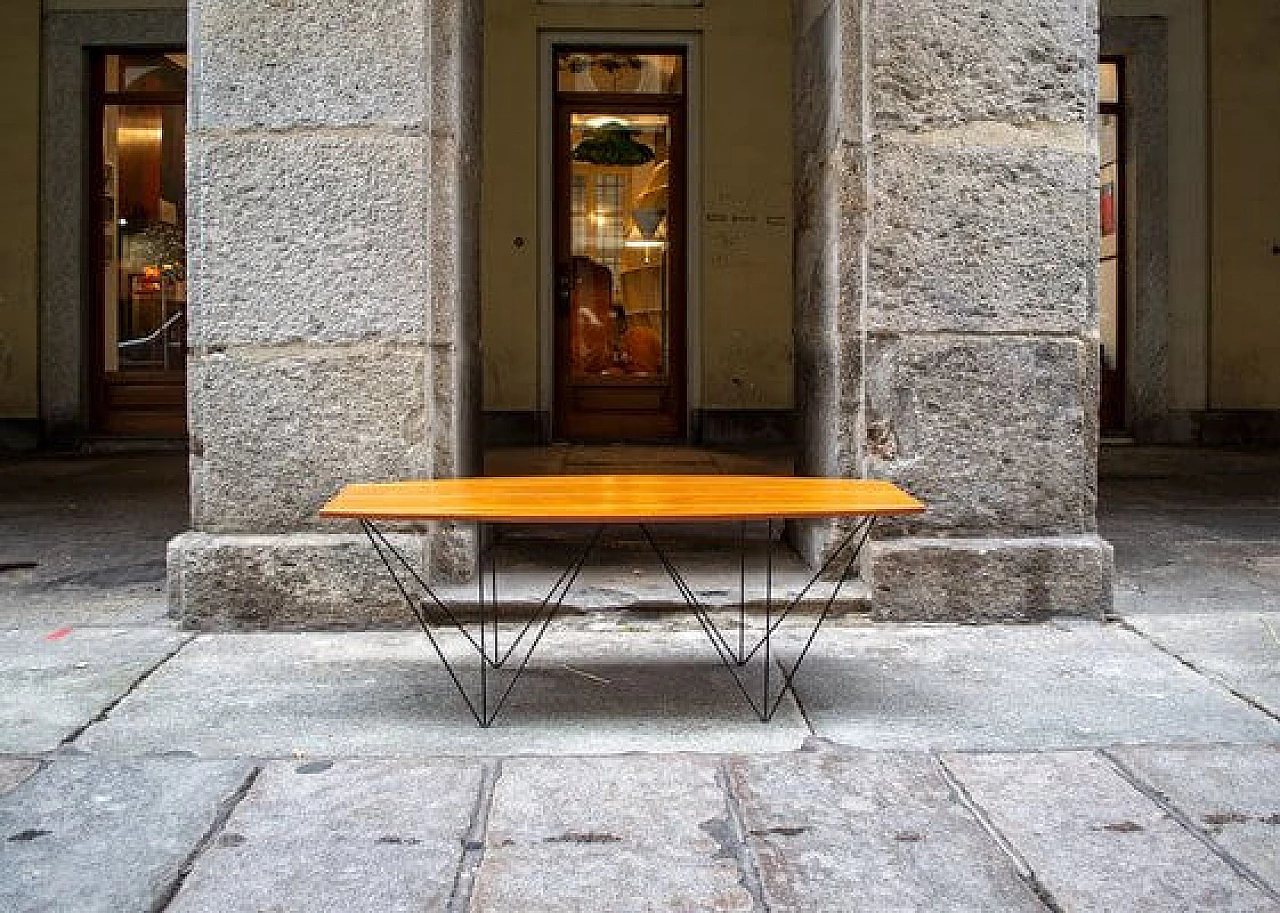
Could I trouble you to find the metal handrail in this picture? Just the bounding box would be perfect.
[117,309,184,350]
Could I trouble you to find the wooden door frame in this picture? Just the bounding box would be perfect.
[84,47,188,437]
[550,45,690,442]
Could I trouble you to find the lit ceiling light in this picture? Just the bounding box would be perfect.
[583,115,631,129]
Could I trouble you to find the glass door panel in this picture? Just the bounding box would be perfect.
[103,102,186,373]
[92,51,188,437]
[553,48,686,441]
[568,112,672,382]
[1098,59,1125,434]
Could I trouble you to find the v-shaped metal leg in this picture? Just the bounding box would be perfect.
[361,519,601,727]
[639,518,875,722]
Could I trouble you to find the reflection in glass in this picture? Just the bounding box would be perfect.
[106,53,188,94]
[1099,111,1121,372]
[556,52,684,95]
[101,54,187,373]
[1099,61,1121,105]
[568,113,671,380]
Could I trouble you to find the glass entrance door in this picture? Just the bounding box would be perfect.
[90,51,188,437]
[553,49,686,441]
[1099,59,1126,434]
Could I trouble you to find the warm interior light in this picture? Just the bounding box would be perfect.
[117,126,163,146]
[623,221,666,249]
[583,115,631,129]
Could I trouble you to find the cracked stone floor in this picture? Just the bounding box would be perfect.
[1,445,1279,911]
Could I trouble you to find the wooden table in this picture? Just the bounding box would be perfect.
[321,476,924,726]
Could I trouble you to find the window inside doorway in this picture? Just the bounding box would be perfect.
[556,51,684,94]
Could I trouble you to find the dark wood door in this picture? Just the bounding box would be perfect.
[88,51,189,438]
[553,49,687,441]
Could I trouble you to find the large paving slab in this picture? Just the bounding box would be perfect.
[167,760,482,913]
[942,751,1280,912]
[728,751,1043,911]
[1104,510,1280,615]
[0,759,253,913]
[78,631,809,757]
[1110,746,1280,892]
[1125,612,1280,717]
[473,756,752,912]
[793,622,1280,750]
[1099,446,1280,616]
[0,627,190,753]
[0,761,39,796]
[0,454,187,628]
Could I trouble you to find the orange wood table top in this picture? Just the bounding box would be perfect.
[320,475,925,524]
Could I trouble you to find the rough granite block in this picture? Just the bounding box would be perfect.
[189,349,430,533]
[871,0,1096,130]
[169,532,428,630]
[870,534,1114,621]
[868,141,1095,334]
[865,333,1098,535]
[190,0,428,129]
[187,133,431,348]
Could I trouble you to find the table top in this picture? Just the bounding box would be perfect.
[320,475,925,524]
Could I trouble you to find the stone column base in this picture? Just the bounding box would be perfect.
[870,535,1114,623]
[167,532,430,631]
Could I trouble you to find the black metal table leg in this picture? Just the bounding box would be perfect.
[361,519,600,727]
[363,515,873,726]
[640,517,875,722]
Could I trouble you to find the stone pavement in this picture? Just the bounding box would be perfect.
[2,612,1280,912]
[2,445,1280,910]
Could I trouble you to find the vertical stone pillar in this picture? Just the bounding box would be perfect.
[169,0,481,628]
[863,0,1113,619]
[795,0,1113,620]
[793,0,867,562]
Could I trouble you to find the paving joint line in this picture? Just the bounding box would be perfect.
[1114,619,1280,726]
[447,759,501,913]
[150,764,262,913]
[59,635,198,748]
[0,758,49,798]
[933,754,1066,913]
[716,759,772,913]
[1100,748,1280,903]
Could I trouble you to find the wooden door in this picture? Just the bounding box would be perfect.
[553,49,687,441]
[88,51,189,437]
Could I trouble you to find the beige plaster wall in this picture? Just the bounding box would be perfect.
[1209,0,1280,409]
[0,0,41,419]
[481,0,793,414]
[1102,0,1210,412]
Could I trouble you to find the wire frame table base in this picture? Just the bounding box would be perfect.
[360,517,875,728]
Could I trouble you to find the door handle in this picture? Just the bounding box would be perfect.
[556,267,572,315]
